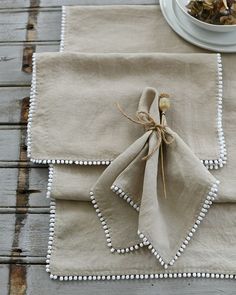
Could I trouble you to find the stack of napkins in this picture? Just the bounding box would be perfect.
[27,5,236,281]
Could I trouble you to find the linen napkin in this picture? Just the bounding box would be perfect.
[27,5,236,280]
[91,87,218,268]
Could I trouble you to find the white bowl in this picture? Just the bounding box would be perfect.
[176,0,236,32]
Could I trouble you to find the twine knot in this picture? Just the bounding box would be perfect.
[133,111,174,160]
[116,105,174,161]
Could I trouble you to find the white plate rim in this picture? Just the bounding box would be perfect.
[159,0,236,53]
[173,0,236,46]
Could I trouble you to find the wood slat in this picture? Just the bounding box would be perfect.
[0,127,21,162]
[0,168,18,207]
[0,167,49,208]
[0,87,29,123]
[28,167,49,207]
[0,212,48,259]
[18,213,49,257]
[0,0,158,9]
[0,44,58,86]
[0,8,60,43]
[0,214,15,256]
[0,265,9,294]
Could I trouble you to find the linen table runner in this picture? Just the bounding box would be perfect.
[26,5,236,281]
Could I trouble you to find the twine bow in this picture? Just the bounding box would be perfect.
[116,94,174,199]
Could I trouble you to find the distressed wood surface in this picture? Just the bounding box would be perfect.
[0,87,29,123]
[0,0,158,9]
[0,127,21,161]
[0,167,49,207]
[0,0,235,294]
[0,45,58,86]
[0,265,10,295]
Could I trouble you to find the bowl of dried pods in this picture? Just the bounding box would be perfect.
[175,0,236,32]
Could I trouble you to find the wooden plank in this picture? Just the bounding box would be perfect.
[0,168,18,207]
[25,265,236,295]
[18,213,49,257]
[0,167,49,208]
[0,1,31,9]
[0,212,49,259]
[0,45,30,86]
[28,168,50,207]
[0,8,60,43]
[0,214,15,256]
[0,44,58,86]
[0,87,29,123]
[0,127,21,162]
[0,0,158,9]
[0,265,10,295]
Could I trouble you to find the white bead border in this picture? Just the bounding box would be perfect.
[111,185,140,212]
[201,54,227,170]
[49,272,236,281]
[26,52,36,159]
[45,195,56,275]
[90,191,144,254]
[110,181,219,269]
[31,158,112,166]
[46,165,54,199]
[59,6,66,53]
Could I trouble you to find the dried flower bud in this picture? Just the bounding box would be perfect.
[159,94,170,113]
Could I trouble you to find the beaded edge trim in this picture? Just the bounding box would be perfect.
[45,166,56,274]
[45,168,236,281]
[50,272,236,281]
[200,53,227,170]
[111,185,140,211]
[59,6,66,52]
[108,181,219,269]
[26,47,226,169]
[90,190,144,254]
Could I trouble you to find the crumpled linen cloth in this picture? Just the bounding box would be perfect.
[27,5,236,278]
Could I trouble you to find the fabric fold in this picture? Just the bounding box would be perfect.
[91,87,218,269]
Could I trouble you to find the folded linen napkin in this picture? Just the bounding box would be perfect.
[91,87,218,268]
[27,5,236,281]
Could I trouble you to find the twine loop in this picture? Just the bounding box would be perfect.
[116,104,174,161]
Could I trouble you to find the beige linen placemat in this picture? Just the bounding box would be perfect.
[28,52,223,165]
[26,5,236,280]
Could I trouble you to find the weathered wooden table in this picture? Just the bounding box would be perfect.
[0,1,235,294]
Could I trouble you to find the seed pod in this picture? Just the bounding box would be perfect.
[159,94,170,113]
